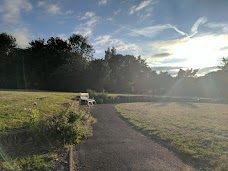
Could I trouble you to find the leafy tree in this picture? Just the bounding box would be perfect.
[0,33,17,88]
[105,47,116,60]
[68,34,94,59]
[88,59,110,91]
[218,57,228,71]
[177,68,199,78]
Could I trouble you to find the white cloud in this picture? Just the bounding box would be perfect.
[99,0,108,6]
[12,27,30,48]
[81,12,96,19]
[113,9,121,16]
[37,1,61,15]
[65,10,74,15]
[190,17,208,37]
[57,33,68,40]
[94,35,140,55]
[129,0,152,15]
[47,4,61,14]
[129,24,188,38]
[106,17,114,22]
[206,22,228,33]
[73,12,99,37]
[197,66,220,76]
[0,0,32,23]
[147,34,228,68]
[37,1,45,7]
[129,17,208,39]
[94,35,111,45]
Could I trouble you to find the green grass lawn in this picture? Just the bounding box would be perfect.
[115,102,228,170]
[0,91,79,131]
[0,90,92,171]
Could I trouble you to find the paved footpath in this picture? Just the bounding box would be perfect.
[75,104,192,171]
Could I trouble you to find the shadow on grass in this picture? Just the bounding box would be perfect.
[155,101,199,108]
[114,106,212,171]
[0,129,62,162]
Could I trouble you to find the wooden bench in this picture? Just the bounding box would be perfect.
[79,93,96,105]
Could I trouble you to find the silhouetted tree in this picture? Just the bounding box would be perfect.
[1,32,228,98]
[0,33,17,88]
[218,57,228,71]
[177,68,199,78]
[68,34,94,59]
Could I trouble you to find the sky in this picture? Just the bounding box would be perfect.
[1,0,228,75]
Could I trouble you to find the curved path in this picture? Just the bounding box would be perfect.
[75,104,192,171]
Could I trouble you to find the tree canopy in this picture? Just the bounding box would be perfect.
[0,32,227,98]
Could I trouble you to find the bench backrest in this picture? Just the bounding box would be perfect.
[80,93,89,100]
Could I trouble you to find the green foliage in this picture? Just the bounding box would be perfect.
[0,91,95,170]
[29,109,39,124]
[86,89,109,103]
[30,102,94,144]
[1,32,228,99]
[218,57,228,71]
[177,68,199,78]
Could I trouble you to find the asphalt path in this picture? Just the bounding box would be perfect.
[75,104,192,171]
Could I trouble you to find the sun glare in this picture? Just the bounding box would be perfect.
[172,35,228,68]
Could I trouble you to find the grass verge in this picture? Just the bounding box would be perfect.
[0,91,94,171]
[115,102,228,171]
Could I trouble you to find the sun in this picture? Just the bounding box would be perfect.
[172,35,228,69]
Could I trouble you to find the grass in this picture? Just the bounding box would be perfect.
[0,90,94,171]
[115,102,228,170]
[0,91,79,131]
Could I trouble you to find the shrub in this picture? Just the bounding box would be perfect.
[86,89,109,104]
[30,101,95,144]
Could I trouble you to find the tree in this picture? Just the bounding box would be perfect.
[218,57,228,71]
[88,59,110,91]
[0,32,17,53]
[68,34,94,59]
[0,33,17,88]
[177,68,199,78]
[105,47,116,60]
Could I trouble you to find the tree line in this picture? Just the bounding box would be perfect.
[0,32,227,98]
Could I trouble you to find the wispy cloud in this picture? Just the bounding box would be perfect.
[37,1,61,15]
[197,66,220,76]
[65,10,74,15]
[99,0,108,6]
[152,53,172,58]
[0,0,32,23]
[47,4,61,14]
[129,24,188,38]
[94,35,140,55]
[129,0,153,15]
[190,17,208,37]
[73,12,99,37]
[129,17,208,38]
[220,46,228,51]
[106,17,114,22]
[80,12,96,20]
[57,33,68,40]
[113,9,121,16]
[205,22,228,33]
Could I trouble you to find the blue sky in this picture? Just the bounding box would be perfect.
[1,0,228,75]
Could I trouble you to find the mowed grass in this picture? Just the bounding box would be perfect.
[0,91,79,131]
[115,102,228,170]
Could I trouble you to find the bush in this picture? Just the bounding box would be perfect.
[86,89,109,104]
[30,101,95,144]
